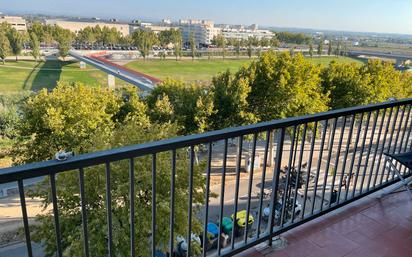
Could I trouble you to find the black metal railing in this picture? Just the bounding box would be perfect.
[1,99,412,257]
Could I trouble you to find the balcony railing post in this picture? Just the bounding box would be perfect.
[268,128,285,246]
[230,136,243,250]
[50,173,63,257]
[79,168,90,257]
[18,180,33,257]
[105,162,113,257]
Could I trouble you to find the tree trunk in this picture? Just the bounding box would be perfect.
[15,55,18,62]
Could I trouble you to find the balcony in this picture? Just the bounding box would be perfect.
[0,99,412,257]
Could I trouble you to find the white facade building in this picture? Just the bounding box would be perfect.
[179,19,221,46]
[221,27,274,41]
[0,15,27,32]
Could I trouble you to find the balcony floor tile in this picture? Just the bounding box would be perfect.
[238,186,412,257]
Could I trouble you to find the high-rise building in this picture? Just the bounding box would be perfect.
[0,15,27,32]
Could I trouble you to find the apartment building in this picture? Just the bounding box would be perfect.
[0,15,27,31]
[179,19,221,46]
[219,24,275,41]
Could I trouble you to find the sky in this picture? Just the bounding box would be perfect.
[1,0,412,35]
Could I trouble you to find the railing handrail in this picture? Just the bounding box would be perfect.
[1,98,411,183]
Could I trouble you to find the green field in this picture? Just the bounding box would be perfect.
[125,56,363,82]
[0,56,363,92]
[0,60,110,92]
[125,59,251,82]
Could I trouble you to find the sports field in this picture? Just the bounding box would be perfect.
[125,56,363,82]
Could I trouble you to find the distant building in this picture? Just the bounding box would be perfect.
[221,27,274,41]
[179,19,221,46]
[130,23,178,34]
[0,15,27,32]
[162,19,172,25]
[45,19,131,36]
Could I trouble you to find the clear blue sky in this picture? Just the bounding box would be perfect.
[1,0,412,34]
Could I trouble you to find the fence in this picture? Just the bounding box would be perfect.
[1,99,411,257]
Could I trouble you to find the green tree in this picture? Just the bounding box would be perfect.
[244,51,329,121]
[328,41,332,56]
[0,32,11,64]
[77,26,96,45]
[30,120,206,257]
[189,31,196,61]
[309,43,314,58]
[270,36,280,48]
[171,29,182,60]
[146,79,214,134]
[210,70,257,129]
[7,28,23,61]
[133,29,158,60]
[29,32,41,62]
[28,21,45,42]
[213,34,226,59]
[54,27,74,60]
[13,82,120,164]
[360,59,406,102]
[317,41,323,56]
[321,62,370,109]
[17,83,206,257]
[335,41,341,57]
[247,38,253,59]
[235,39,241,59]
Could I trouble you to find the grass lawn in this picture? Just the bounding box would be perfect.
[0,60,110,92]
[125,59,251,82]
[307,56,365,66]
[125,56,363,82]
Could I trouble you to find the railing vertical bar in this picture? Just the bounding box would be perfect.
[390,106,406,179]
[169,151,176,256]
[362,110,379,194]
[280,126,297,227]
[344,113,364,201]
[50,173,63,257]
[337,115,355,204]
[244,134,258,243]
[231,136,243,250]
[187,147,194,257]
[399,105,411,152]
[268,128,285,246]
[399,105,412,175]
[217,139,228,255]
[79,168,90,257]
[320,118,338,211]
[257,131,271,237]
[377,107,394,186]
[291,124,307,222]
[384,107,399,182]
[328,116,346,208]
[152,154,157,257]
[403,106,412,152]
[129,159,135,257]
[301,122,318,219]
[105,162,113,257]
[371,109,387,189]
[351,112,371,198]
[18,180,33,257]
[310,120,328,215]
[203,143,213,256]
